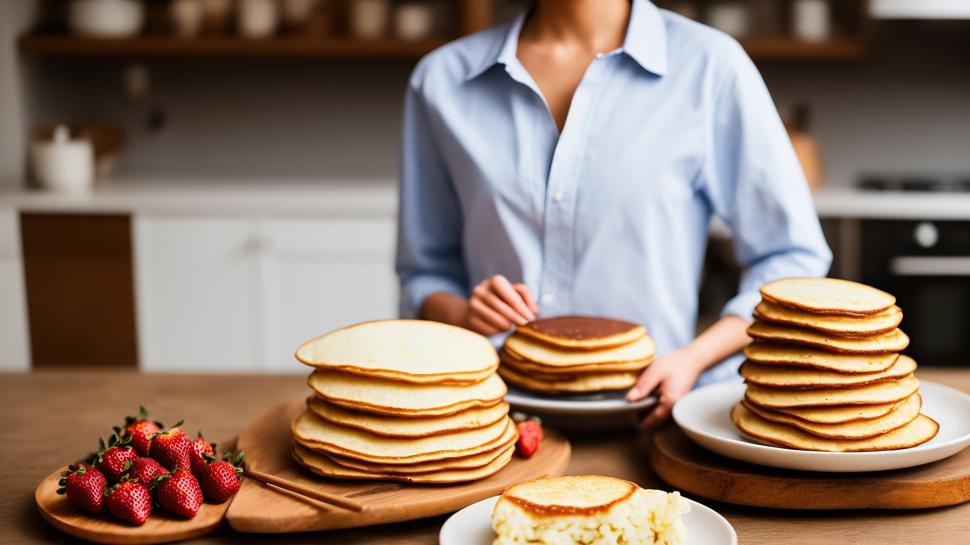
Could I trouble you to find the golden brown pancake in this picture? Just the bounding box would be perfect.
[760,277,896,316]
[498,364,639,393]
[514,316,647,350]
[306,396,510,438]
[744,375,919,408]
[770,399,902,424]
[742,394,922,440]
[732,403,938,452]
[326,436,516,473]
[739,355,917,390]
[504,333,655,367]
[747,321,909,354]
[500,349,650,375]
[754,300,903,337]
[743,343,898,374]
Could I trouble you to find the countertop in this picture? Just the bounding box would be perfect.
[2,180,970,220]
[3,368,969,545]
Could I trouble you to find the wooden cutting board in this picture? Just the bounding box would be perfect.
[649,425,970,510]
[35,468,231,544]
[226,400,571,533]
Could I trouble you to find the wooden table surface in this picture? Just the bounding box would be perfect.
[3,368,969,545]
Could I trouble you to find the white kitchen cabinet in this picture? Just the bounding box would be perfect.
[0,209,29,370]
[134,215,261,372]
[133,214,397,372]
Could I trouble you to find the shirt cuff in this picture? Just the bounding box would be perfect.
[720,289,761,322]
[400,274,467,319]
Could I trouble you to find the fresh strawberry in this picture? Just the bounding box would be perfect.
[57,464,107,514]
[95,434,137,483]
[149,422,191,470]
[189,433,215,477]
[199,452,244,503]
[124,457,168,485]
[515,419,542,458]
[120,406,163,456]
[152,468,203,518]
[104,480,153,526]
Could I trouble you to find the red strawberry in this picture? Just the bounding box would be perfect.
[199,452,244,503]
[57,464,107,514]
[121,406,163,456]
[189,434,215,477]
[124,457,168,485]
[515,419,542,458]
[152,468,203,518]
[149,422,191,470]
[104,480,153,526]
[95,434,137,483]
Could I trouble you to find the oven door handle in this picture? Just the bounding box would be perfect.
[891,256,970,277]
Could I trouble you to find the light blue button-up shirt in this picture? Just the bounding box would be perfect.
[395,0,831,383]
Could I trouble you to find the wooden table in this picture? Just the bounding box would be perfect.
[3,369,968,544]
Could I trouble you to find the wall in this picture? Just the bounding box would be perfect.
[15,19,970,187]
[0,1,37,187]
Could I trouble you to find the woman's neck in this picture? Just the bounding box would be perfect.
[523,0,631,52]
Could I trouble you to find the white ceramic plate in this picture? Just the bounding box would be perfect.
[673,379,970,472]
[504,388,657,431]
[439,495,736,545]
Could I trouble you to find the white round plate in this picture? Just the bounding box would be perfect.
[439,495,736,545]
[504,388,657,431]
[672,379,970,472]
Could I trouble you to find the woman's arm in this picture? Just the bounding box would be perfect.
[627,315,750,427]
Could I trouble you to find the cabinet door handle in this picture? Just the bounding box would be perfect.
[891,256,970,277]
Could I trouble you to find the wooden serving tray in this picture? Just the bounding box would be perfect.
[649,425,970,510]
[226,400,571,533]
[35,468,230,544]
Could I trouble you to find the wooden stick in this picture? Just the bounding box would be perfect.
[245,468,364,512]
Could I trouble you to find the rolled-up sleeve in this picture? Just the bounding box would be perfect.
[395,78,469,318]
[702,40,832,321]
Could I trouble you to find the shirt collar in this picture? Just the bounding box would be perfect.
[465,0,668,82]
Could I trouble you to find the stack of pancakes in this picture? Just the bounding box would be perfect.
[499,316,655,394]
[291,320,517,483]
[732,277,939,452]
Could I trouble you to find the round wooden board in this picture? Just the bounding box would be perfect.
[35,468,231,544]
[649,425,970,510]
[226,400,571,533]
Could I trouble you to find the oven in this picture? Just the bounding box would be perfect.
[861,219,970,366]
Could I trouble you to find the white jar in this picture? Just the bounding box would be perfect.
[31,127,95,193]
[706,2,750,38]
[238,0,279,39]
[394,3,434,41]
[793,0,831,42]
[68,0,145,38]
[349,0,390,40]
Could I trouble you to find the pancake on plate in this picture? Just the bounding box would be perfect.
[505,333,655,367]
[739,355,917,390]
[759,277,896,316]
[498,364,639,394]
[754,300,903,337]
[747,321,910,354]
[743,343,898,374]
[745,375,920,408]
[742,394,922,440]
[491,475,690,545]
[770,399,902,424]
[500,349,650,375]
[307,396,510,438]
[732,403,938,452]
[513,316,647,350]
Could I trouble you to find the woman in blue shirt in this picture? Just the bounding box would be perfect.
[395,0,831,427]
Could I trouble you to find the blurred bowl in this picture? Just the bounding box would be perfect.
[69,0,145,38]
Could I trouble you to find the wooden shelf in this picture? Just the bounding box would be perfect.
[740,38,867,61]
[17,34,449,59]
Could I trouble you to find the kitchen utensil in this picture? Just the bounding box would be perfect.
[504,387,656,432]
[225,401,570,533]
[349,0,390,40]
[673,379,970,472]
[237,0,279,38]
[243,468,364,511]
[200,0,232,34]
[171,0,204,37]
[68,0,145,38]
[793,0,831,42]
[650,424,970,510]
[30,126,94,193]
[439,495,737,545]
[394,2,435,41]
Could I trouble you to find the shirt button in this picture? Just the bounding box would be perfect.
[551,191,564,203]
[541,293,555,304]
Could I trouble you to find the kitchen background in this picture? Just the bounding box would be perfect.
[0,0,968,373]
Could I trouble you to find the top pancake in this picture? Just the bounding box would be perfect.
[505,333,655,367]
[498,475,638,517]
[514,316,646,350]
[308,369,507,417]
[296,320,498,384]
[754,300,903,337]
[760,278,896,316]
[747,321,909,354]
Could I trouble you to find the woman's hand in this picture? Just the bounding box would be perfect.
[465,275,539,336]
[625,348,704,429]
